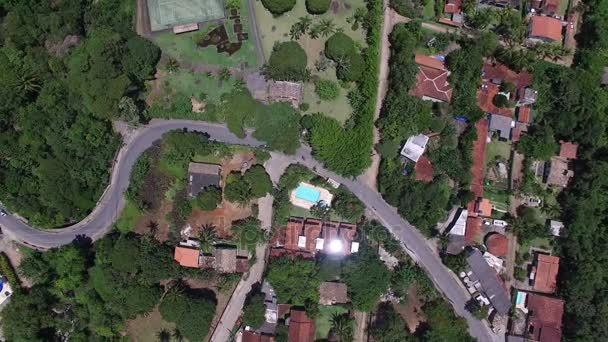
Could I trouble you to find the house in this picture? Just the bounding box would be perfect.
[271,217,359,257]
[465,216,483,244]
[558,141,578,160]
[268,81,302,108]
[414,155,434,182]
[517,291,565,342]
[174,244,201,268]
[288,309,316,342]
[530,254,560,293]
[531,0,561,15]
[446,209,468,254]
[439,0,463,26]
[485,233,508,257]
[480,62,535,110]
[474,198,493,217]
[187,162,221,198]
[545,157,574,187]
[410,54,453,102]
[319,282,349,305]
[466,249,511,315]
[489,114,515,140]
[548,220,564,236]
[242,330,274,342]
[400,134,429,163]
[516,106,531,124]
[527,16,563,44]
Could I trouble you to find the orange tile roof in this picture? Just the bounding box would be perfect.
[512,127,522,142]
[534,254,560,293]
[415,155,434,182]
[438,18,462,27]
[544,0,560,13]
[481,63,533,89]
[444,0,462,13]
[288,310,315,342]
[174,246,200,268]
[559,141,578,160]
[415,54,446,71]
[517,106,531,123]
[410,65,453,102]
[465,216,483,243]
[485,233,508,257]
[529,16,563,42]
[477,82,513,117]
[477,198,493,217]
[242,331,274,342]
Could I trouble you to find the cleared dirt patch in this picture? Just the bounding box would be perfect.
[133,198,174,242]
[126,306,176,342]
[188,200,252,238]
[392,286,426,333]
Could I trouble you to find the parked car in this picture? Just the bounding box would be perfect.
[0,210,7,217]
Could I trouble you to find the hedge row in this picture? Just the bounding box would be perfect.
[0,253,20,289]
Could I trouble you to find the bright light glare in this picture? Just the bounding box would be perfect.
[329,239,343,253]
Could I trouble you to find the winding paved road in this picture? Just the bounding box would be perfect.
[0,120,496,342]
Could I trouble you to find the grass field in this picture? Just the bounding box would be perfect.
[126,306,176,342]
[115,200,142,233]
[153,0,258,68]
[423,0,435,19]
[158,67,234,103]
[485,140,512,164]
[315,305,349,340]
[253,0,366,123]
[519,236,553,255]
[484,186,510,212]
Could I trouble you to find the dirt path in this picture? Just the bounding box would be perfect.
[135,0,151,38]
[353,310,368,342]
[358,6,409,191]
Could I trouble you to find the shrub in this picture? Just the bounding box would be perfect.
[299,102,310,111]
[266,42,308,81]
[325,32,356,61]
[306,0,331,14]
[261,0,296,15]
[493,93,510,108]
[0,253,20,289]
[336,52,364,82]
[242,293,266,328]
[194,186,222,211]
[314,79,340,101]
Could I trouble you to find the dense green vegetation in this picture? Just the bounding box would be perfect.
[3,234,217,340]
[314,79,340,101]
[0,0,159,227]
[265,256,321,310]
[242,292,266,328]
[324,32,364,82]
[194,186,222,210]
[261,0,297,16]
[231,217,266,253]
[224,165,273,204]
[342,247,391,311]
[159,285,216,342]
[304,0,381,176]
[266,41,309,81]
[306,0,331,14]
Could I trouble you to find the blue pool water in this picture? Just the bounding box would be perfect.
[515,291,524,305]
[295,185,321,203]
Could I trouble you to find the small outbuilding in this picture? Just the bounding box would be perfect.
[187,162,221,198]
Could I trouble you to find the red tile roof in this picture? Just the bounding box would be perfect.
[174,247,200,268]
[415,54,446,71]
[544,0,560,13]
[512,127,522,142]
[444,0,462,13]
[410,55,452,102]
[559,141,578,160]
[485,233,508,257]
[477,198,493,217]
[304,220,322,252]
[465,216,483,243]
[529,16,563,42]
[534,254,560,293]
[242,331,274,342]
[288,309,315,342]
[517,105,531,123]
[415,155,434,182]
[470,119,489,199]
[481,63,533,89]
[477,82,513,117]
[527,293,564,342]
[438,18,462,27]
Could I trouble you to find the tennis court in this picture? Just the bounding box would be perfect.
[147,0,226,32]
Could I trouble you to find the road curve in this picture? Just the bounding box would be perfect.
[0,120,496,341]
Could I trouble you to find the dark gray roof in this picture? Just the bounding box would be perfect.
[187,162,221,198]
[467,249,511,314]
[489,114,514,140]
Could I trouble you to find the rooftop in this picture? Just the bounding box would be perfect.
[288,309,316,342]
[410,55,452,102]
[319,282,349,305]
[529,16,563,42]
[414,155,434,182]
[467,249,511,314]
[517,105,531,124]
[187,162,221,198]
[559,141,578,160]
[489,114,515,140]
[401,134,429,163]
[271,218,358,257]
[533,254,560,293]
[546,157,574,187]
[485,233,508,257]
[174,246,200,268]
[526,293,564,342]
[444,0,462,13]
[268,81,302,108]
[465,216,483,243]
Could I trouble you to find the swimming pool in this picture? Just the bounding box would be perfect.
[294,185,321,203]
[516,291,525,305]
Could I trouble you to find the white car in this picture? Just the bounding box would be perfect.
[0,210,6,217]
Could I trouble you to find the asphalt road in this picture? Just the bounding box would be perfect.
[0,120,496,341]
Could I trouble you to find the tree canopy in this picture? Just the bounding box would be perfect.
[265,256,321,307]
[266,41,308,81]
[342,247,391,312]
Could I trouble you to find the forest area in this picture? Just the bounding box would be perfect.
[0,0,160,227]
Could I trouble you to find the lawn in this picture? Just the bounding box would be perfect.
[315,305,349,340]
[115,200,142,233]
[158,67,234,103]
[126,306,176,342]
[253,0,367,123]
[484,185,510,213]
[289,205,354,223]
[485,139,512,164]
[519,236,553,255]
[423,0,436,19]
[152,0,259,68]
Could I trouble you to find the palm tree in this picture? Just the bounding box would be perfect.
[156,329,171,342]
[309,25,322,39]
[290,16,313,40]
[331,313,354,342]
[166,58,179,73]
[219,67,231,81]
[172,328,184,342]
[199,224,217,253]
[298,16,313,33]
[318,19,336,37]
[147,221,159,236]
[19,70,42,95]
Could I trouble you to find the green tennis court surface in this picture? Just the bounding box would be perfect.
[148,0,226,32]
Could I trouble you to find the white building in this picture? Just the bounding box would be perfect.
[400,134,429,162]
